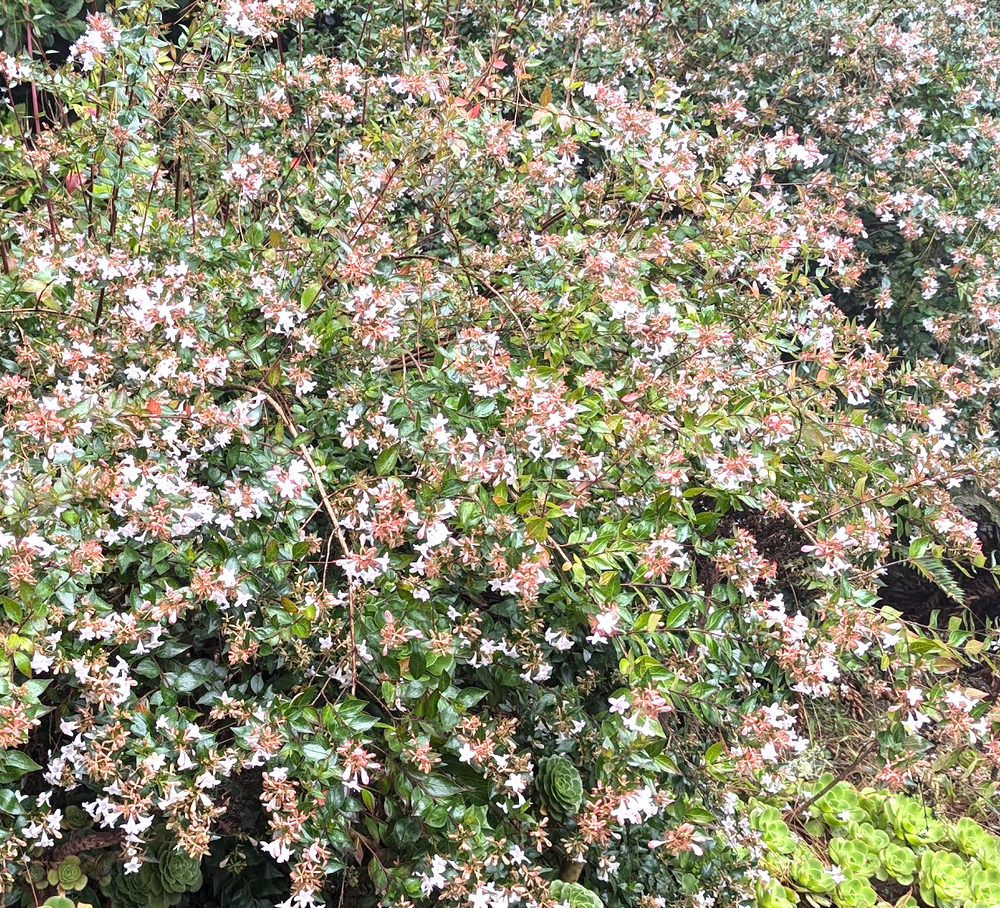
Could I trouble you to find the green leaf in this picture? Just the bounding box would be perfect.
[0,750,42,783]
[663,601,694,629]
[301,283,322,308]
[375,445,399,475]
[0,790,25,814]
[173,672,202,694]
[1,598,22,622]
[301,743,329,763]
[525,516,549,542]
[704,741,725,763]
[12,651,30,678]
[407,648,426,679]
[368,856,388,892]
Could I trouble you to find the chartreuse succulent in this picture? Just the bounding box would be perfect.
[954,817,1000,865]
[750,804,797,854]
[829,837,879,878]
[918,849,974,907]
[833,877,877,908]
[857,789,889,821]
[750,784,1000,908]
[549,881,602,908]
[810,777,869,829]
[756,879,798,908]
[535,756,584,821]
[790,849,836,893]
[967,867,1000,906]
[885,796,947,846]
[851,822,889,855]
[878,842,917,886]
[752,809,797,876]
[48,857,87,893]
[41,898,79,908]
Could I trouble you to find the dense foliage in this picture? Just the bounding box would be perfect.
[1,1,1000,908]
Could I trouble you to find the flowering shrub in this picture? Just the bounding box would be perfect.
[673,0,1000,368]
[0,2,1000,908]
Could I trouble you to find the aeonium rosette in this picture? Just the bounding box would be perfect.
[535,755,585,822]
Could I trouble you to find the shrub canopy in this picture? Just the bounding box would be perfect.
[1,2,1000,908]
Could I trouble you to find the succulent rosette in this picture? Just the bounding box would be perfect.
[156,842,204,895]
[28,862,48,887]
[955,817,1000,863]
[857,789,890,820]
[829,837,879,878]
[535,755,584,821]
[756,880,797,908]
[108,864,181,908]
[965,867,1000,907]
[812,778,868,828]
[89,852,117,888]
[41,898,77,908]
[879,842,918,886]
[833,877,878,908]
[64,805,93,831]
[47,857,88,893]
[918,850,973,908]
[853,822,889,854]
[790,850,837,893]
[750,804,797,870]
[550,881,603,908]
[886,797,947,846]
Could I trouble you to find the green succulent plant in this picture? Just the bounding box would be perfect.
[790,850,837,893]
[857,789,889,821]
[976,842,1000,873]
[156,842,204,895]
[88,851,116,888]
[47,856,88,893]
[535,756,584,821]
[41,898,77,908]
[750,804,797,854]
[63,806,93,831]
[811,777,868,828]
[107,863,181,908]
[885,796,947,846]
[833,877,877,908]
[852,822,890,854]
[28,861,49,888]
[549,881,602,908]
[918,850,973,908]
[756,879,798,908]
[954,817,1000,864]
[878,842,918,886]
[969,867,1000,907]
[829,837,880,878]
